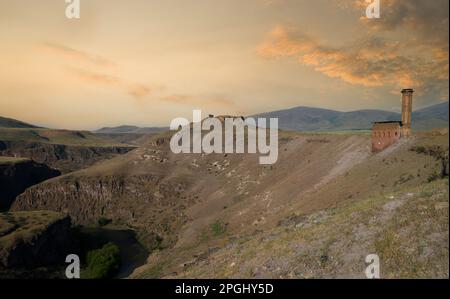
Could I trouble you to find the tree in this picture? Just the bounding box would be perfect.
[84,242,121,279]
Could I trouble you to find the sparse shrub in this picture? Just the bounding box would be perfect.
[395,174,415,185]
[410,146,426,154]
[84,242,121,279]
[211,220,227,236]
[320,255,329,266]
[420,190,434,198]
[153,235,165,250]
[374,230,402,262]
[427,173,440,183]
[411,145,449,179]
[97,217,112,227]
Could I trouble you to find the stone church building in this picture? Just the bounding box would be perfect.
[371,89,414,153]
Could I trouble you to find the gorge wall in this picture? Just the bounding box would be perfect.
[0,140,135,173]
[0,159,60,210]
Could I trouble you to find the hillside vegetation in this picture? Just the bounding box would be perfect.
[0,127,127,147]
[0,211,72,273]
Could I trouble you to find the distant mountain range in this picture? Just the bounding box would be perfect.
[1,101,448,133]
[94,125,168,134]
[254,101,449,132]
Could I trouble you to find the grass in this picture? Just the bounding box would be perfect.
[173,178,448,279]
[0,211,65,250]
[297,130,372,135]
[0,127,132,147]
[0,156,31,165]
[211,220,227,236]
[97,217,113,227]
[197,220,227,243]
[135,261,168,279]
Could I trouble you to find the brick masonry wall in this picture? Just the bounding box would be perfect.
[372,123,402,152]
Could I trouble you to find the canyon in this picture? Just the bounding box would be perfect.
[8,128,450,278]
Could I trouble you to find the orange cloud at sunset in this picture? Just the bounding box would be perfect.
[39,42,116,67]
[258,25,443,90]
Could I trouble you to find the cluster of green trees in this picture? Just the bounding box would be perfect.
[83,242,121,279]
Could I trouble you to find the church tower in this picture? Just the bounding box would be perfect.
[401,89,414,136]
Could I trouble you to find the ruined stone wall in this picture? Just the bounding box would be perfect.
[371,123,402,152]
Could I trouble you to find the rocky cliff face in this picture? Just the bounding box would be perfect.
[0,158,60,210]
[11,174,195,249]
[0,140,135,173]
[0,211,72,269]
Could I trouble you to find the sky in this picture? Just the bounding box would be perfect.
[0,0,448,130]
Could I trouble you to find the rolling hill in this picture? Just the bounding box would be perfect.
[412,102,450,130]
[0,116,41,129]
[94,125,168,134]
[92,102,449,134]
[254,101,449,132]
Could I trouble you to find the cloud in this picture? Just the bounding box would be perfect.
[38,43,161,100]
[66,67,121,85]
[258,26,420,87]
[257,0,449,101]
[44,43,237,107]
[359,1,447,31]
[162,94,238,108]
[340,0,449,48]
[39,42,116,67]
[259,0,287,6]
[67,67,157,99]
[66,67,238,109]
[128,85,154,99]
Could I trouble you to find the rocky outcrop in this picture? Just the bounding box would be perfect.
[0,140,135,173]
[11,173,195,249]
[0,159,60,210]
[0,211,72,269]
